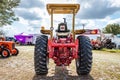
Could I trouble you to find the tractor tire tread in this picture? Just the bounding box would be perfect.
[76,36,92,75]
[34,35,48,75]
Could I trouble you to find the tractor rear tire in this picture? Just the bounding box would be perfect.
[34,35,48,75]
[12,48,19,56]
[1,49,10,58]
[76,36,92,75]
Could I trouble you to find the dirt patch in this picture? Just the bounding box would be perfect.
[0,46,120,80]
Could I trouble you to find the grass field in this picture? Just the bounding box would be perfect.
[0,46,120,80]
[101,48,120,53]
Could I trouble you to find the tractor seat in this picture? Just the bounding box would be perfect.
[56,23,70,32]
[56,23,70,38]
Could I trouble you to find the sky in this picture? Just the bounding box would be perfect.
[1,0,120,36]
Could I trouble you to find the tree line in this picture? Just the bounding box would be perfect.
[103,23,120,35]
[0,0,20,27]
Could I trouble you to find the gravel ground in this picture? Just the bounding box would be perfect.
[0,46,120,80]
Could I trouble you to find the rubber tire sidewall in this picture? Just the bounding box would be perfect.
[34,35,48,75]
[76,36,93,75]
[1,48,10,58]
[12,48,19,56]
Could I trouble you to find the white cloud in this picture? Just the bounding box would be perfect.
[19,17,29,25]
[109,0,120,7]
[15,8,42,20]
[75,15,113,30]
[86,20,96,28]
[29,20,40,25]
[27,27,34,31]
[19,0,45,8]
[84,3,91,8]
[77,0,120,19]
[2,25,18,36]
[30,8,46,18]
[107,18,120,24]
[101,16,111,22]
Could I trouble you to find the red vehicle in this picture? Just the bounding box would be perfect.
[34,4,92,75]
[81,29,103,50]
[91,39,102,50]
[85,29,103,50]
[0,36,19,58]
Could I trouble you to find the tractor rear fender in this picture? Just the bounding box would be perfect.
[48,39,79,58]
[0,42,15,53]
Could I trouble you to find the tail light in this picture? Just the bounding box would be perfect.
[90,29,98,34]
[84,29,99,34]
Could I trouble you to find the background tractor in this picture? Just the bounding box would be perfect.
[101,38,116,49]
[0,35,19,58]
[80,29,103,50]
[34,4,92,75]
[91,39,103,50]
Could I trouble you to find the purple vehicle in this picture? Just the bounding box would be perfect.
[14,33,33,45]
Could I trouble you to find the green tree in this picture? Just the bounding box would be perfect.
[103,23,120,35]
[0,0,20,27]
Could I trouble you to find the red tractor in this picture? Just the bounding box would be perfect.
[34,4,92,75]
[0,35,19,58]
[80,29,103,50]
[91,39,103,50]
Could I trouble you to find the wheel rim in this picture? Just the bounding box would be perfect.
[13,49,17,54]
[2,51,8,57]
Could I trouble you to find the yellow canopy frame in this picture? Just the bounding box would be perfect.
[43,4,80,40]
[47,4,80,14]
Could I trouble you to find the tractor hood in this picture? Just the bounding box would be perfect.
[0,41,14,44]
